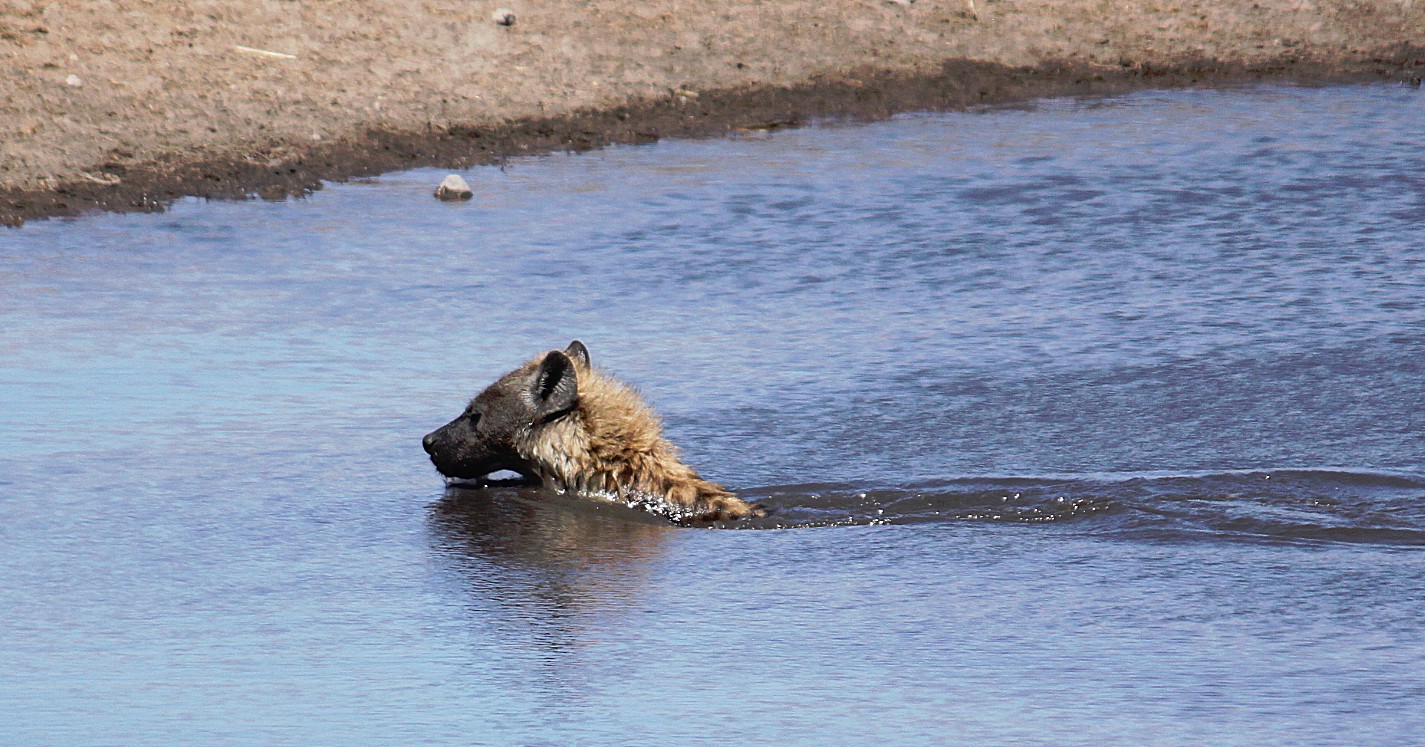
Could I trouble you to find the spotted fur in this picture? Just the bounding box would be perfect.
[423,341,763,524]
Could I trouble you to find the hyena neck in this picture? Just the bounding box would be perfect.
[521,365,735,506]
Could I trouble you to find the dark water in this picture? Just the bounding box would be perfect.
[3,84,1424,745]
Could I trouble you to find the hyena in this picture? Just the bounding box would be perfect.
[422,341,764,524]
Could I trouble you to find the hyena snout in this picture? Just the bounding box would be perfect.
[418,419,470,467]
[422,422,456,458]
[421,420,468,474]
[422,417,519,480]
[421,424,444,456]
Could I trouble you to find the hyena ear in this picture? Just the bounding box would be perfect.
[530,350,579,421]
[564,340,591,368]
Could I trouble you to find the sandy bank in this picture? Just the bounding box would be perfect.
[3,0,1423,226]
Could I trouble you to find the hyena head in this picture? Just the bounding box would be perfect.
[421,341,591,483]
[423,340,763,523]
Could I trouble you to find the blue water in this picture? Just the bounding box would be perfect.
[2,84,1424,745]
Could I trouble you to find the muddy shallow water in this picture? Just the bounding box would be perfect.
[3,84,1424,745]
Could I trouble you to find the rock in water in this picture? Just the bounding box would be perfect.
[434,174,473,201]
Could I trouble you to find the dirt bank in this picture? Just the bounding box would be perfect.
[3,0,1423,226]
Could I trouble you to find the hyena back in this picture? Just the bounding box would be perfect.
[422,341,763,523]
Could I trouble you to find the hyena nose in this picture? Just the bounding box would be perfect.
[422,432,437,455]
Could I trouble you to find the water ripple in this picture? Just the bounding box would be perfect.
[734,470,1425,545]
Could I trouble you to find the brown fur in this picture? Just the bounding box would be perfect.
[519,354,761,522]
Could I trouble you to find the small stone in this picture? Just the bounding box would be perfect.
[78,171,122,186]
[434,174,473,201]
[65,74,82,87]
[492,8,515,26]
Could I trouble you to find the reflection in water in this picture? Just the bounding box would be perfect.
[427,487,673,696]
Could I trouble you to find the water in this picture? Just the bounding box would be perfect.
[3,84,1424,745]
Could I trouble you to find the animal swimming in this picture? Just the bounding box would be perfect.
[422,341,764,523]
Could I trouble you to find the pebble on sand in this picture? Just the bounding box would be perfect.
[434,174,474,201]
[492,8,516,26]
[65,74,82,87]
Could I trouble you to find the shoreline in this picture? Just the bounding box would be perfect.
[4,0,1424,227]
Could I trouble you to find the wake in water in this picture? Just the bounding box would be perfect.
[440,469,1425,545]
[729,469,1425,545]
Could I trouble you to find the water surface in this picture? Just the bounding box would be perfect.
[3,84,1424,745]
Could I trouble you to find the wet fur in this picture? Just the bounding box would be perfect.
[424,341,763,524]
